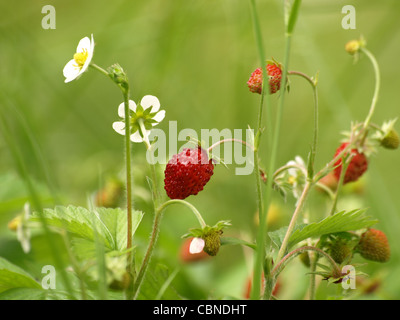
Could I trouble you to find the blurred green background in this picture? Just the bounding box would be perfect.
[1,0,400,299]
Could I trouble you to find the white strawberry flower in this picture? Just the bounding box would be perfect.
[63,34,95,83]
[287,156,306,199]
[112,95,165,143]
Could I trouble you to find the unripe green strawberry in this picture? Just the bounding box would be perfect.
[327,238,353,265]
[203,230,222,256]
[357,229,390,263]
[299,252,311,268]
[381,129,400,150]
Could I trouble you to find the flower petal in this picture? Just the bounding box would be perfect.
[118,100,137,118]
[112,121,125,135]
[76,36,91,53]
[141,95,160,113]
[152,110,165,125]
[189,237,205,254]
[63,59,81,83]
[130,131,143,143]
[80,34,95,75]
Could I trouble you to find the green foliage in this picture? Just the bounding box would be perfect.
[0,257,41,294]
[269,209,378,251]
[30,205,144,252]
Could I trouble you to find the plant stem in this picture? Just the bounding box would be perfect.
[90,63,110,77]
[329,154,353,216]
[276,179,313,263]
[121,89,134,280]
[272,246,340,279]
[132,206,163,300]
[157,199,207,228]
[360,47,380,130]
[132,198,208,299]
[249,0,269,300]
[131,119,164,300]
[258,32,293,300]
[288,70,319,177]
[207,138,255,153]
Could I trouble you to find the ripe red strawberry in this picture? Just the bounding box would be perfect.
[164,147,214,200]
[357,229,390,263]
[247,63,282,94]
[333,143,368,184]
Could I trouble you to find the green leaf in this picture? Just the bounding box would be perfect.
[95,207,143,251]
[287,0,302,34]
[31,206,144,252]
[220,237,256,250]
[137,264,182,300]
[269,209,378,251]
[0,257,41,294]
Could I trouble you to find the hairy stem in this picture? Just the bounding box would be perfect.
[288,70,319,177]
[276,180,313,263]
[207,138,255,153]
[157,199,207,228]
[360,47,381,130]
[272,246,340,280]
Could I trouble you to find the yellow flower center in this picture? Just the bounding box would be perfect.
[73,49,88,68]
[288,176,296,185]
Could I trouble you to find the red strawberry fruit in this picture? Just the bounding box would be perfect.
[164,147,214,200]
[247,63,282,94]
[357,229,390,263]
[333,143,368,184]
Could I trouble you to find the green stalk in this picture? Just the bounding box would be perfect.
[122,89,134,272]
[272,246,340,280]
[329,155,352,216]
[288,71,319,177]
[90,63,135,291]
[275,179,312,263]
[259,23,294,302]
[131,119,163,300]
[248,0,269,300]
[360,47,380,130]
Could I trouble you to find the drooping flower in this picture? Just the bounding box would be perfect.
[63,34,95,83]
[112,95,165,143]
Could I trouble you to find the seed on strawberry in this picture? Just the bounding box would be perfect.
[247,63,282,95]
[333,143,368,184]
[356,229,390,263]
[164,147,214,200]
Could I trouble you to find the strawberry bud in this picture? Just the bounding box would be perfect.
[380,129,400,150]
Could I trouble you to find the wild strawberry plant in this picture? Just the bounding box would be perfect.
[1,0,398,301]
